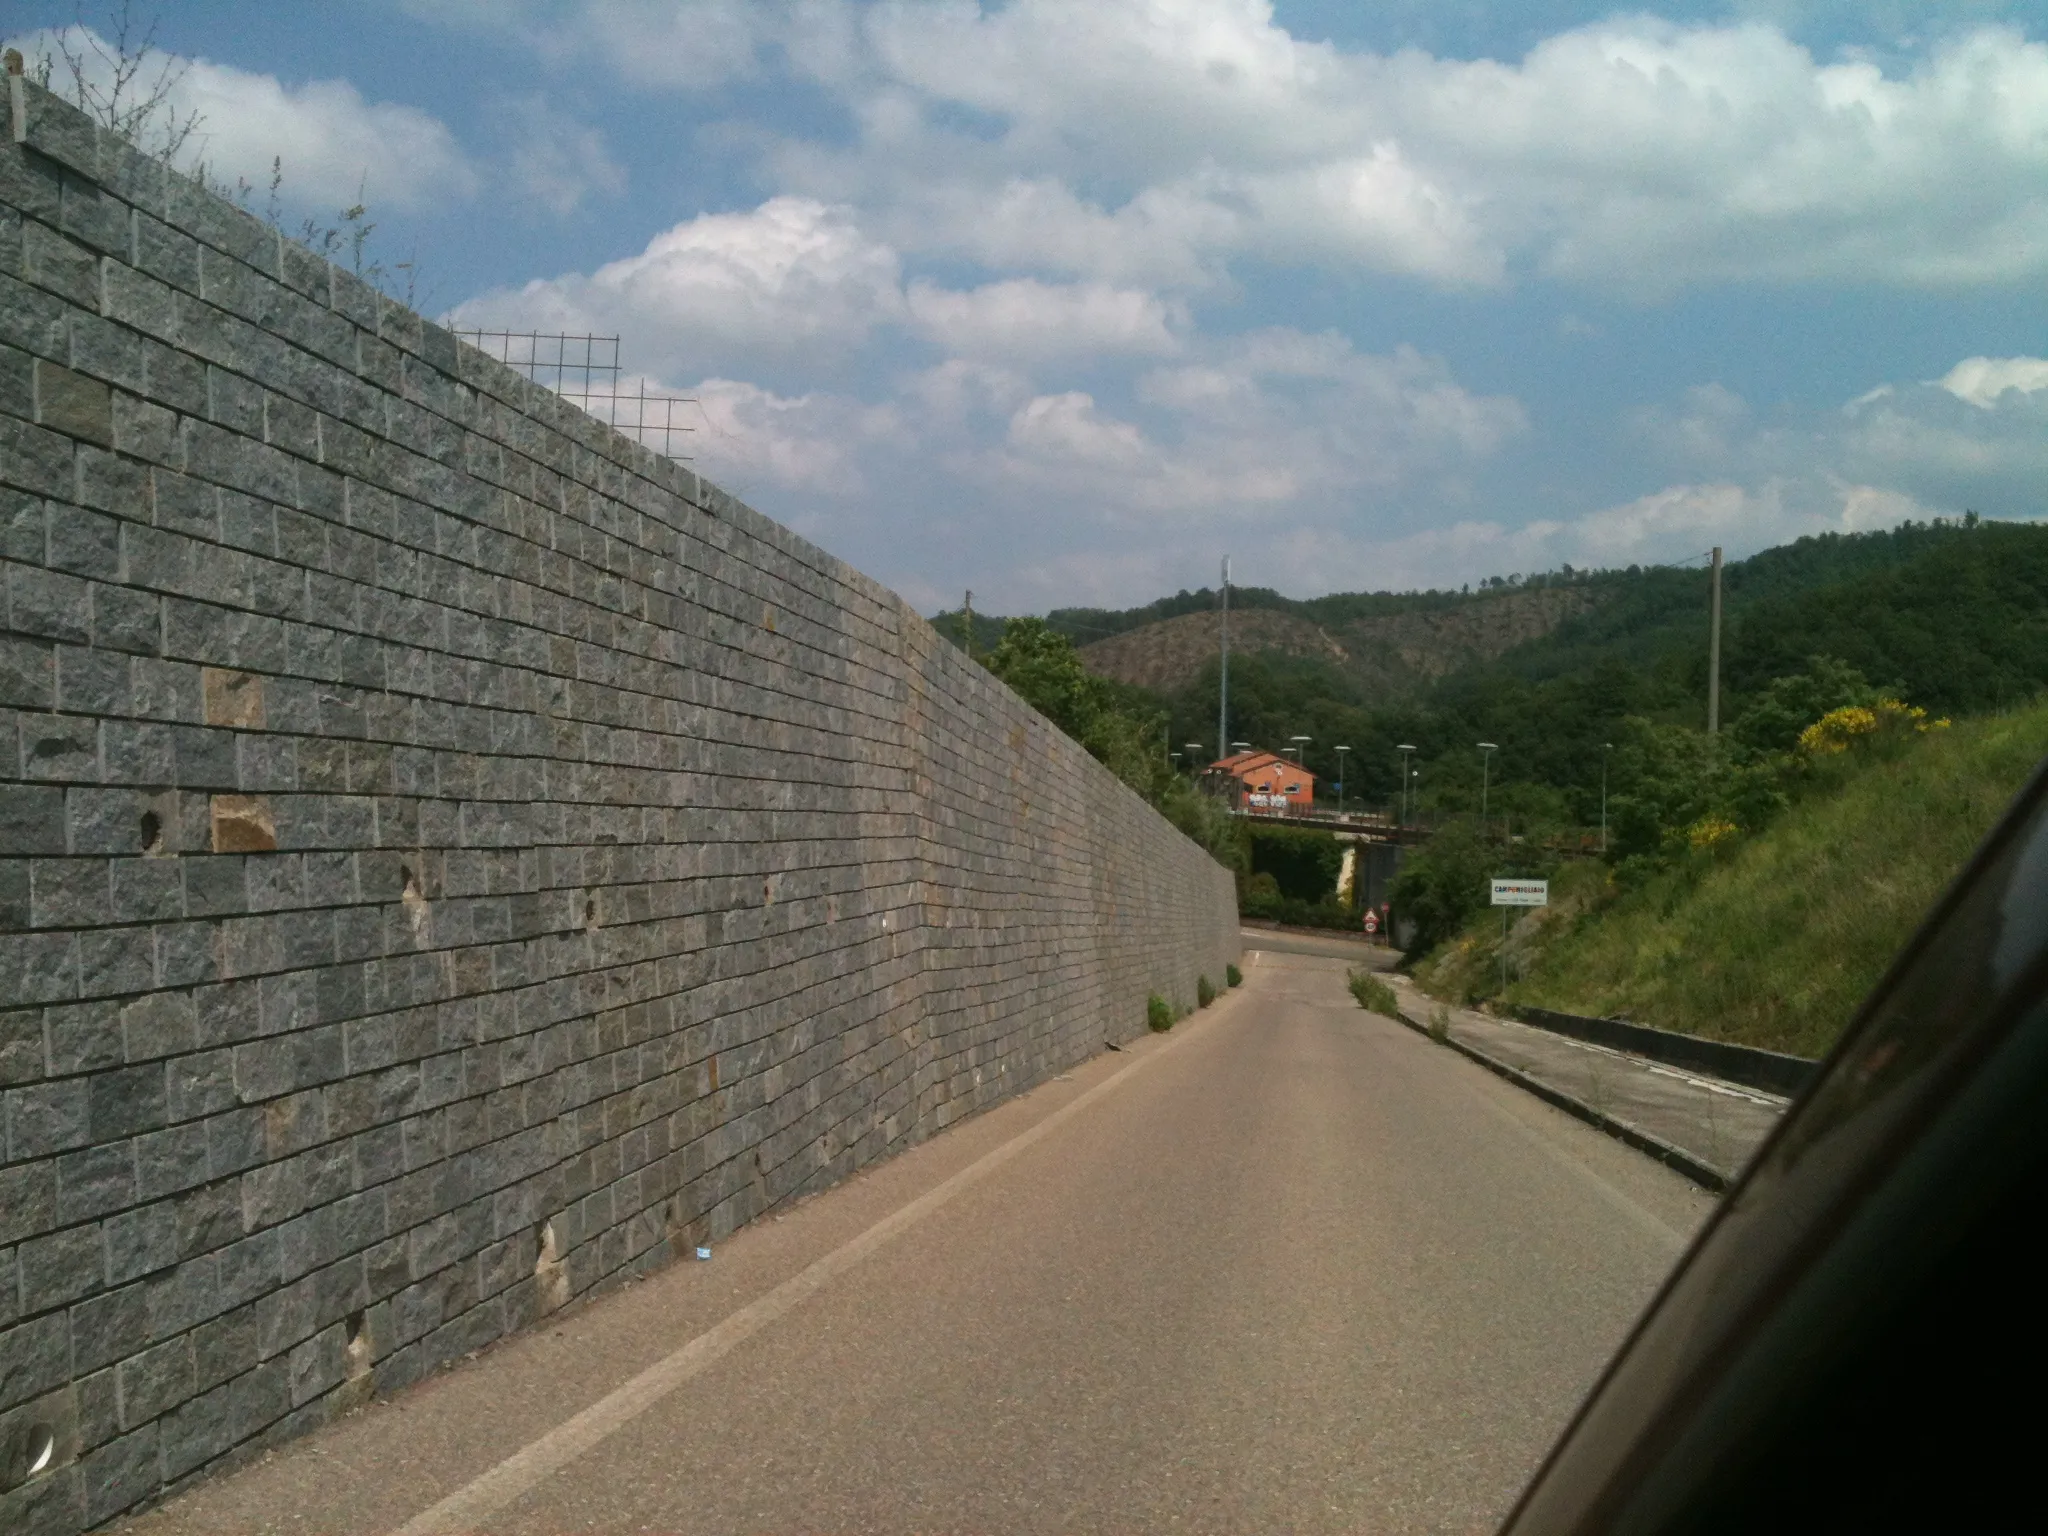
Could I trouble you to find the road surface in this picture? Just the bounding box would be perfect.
[1383,976,1788,1187]
[123,950,1712,1536]
[1237,923,1399,964]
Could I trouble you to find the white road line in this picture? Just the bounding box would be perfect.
[387,994,1235,1536]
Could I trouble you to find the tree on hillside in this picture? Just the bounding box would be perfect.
[1730,657,1877,757]
[980,618,1244,874]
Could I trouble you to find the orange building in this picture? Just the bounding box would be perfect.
[1209,750,1317,812]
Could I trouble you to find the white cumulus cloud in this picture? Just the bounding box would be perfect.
[1937,356,2048,408]
[3,26,480,212]
[450,197,906,377]
[906,278,1184,360]
[539,3,2048,297]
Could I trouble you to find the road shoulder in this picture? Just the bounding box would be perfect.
[1380,977,1786,1191]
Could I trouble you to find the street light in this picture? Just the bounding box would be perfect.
[1231,741,1251,754]
[1478,742,1499,825]
[1601,742,1613,853]
[1334,745,1350,816]
[1396,743,1416,825]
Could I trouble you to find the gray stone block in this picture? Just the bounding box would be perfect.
[29,857,107,927]
[0,1161,58,1247]
[54,646,129,715]
[53,1143,136,1225]
[103,1200,180,1285]
[116,1333,195,1428]
[18,1222,102,1312]
[0,931,76,1008]
[0,414,72,498]
[0,635,54,710]
[0,264,68,363]
[75,443,150,519]
[0,1310,72,1411]
[8,564,92,644]
[90,584,162,657]
[132,1122,208,1202]
[0,1005,39,1085]
[42,1001,120,1076]
[21,223,98,311]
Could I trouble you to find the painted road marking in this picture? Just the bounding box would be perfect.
[387,993,1236,1536]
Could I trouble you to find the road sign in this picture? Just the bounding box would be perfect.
[1362,910,1379,935]
[1490,879,1549,907]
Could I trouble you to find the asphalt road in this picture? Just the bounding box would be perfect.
[124,951,1712,1536]
[1237,924,1399,964]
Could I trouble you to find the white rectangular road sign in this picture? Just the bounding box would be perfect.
[1490,879,1549,907]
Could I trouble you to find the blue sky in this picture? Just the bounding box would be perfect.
[7,1,2047,613]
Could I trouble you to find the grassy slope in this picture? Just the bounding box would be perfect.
[1419,700,2048,1058]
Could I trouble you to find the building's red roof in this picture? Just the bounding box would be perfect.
[1209,750,1316,786]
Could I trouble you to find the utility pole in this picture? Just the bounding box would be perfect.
[1601,742,1612,854]
[1217,557,1230,763]
[1479,742,1498,828]
[1707,547,1722,736]
[1396,744,1416,826]
[962,589,975,661]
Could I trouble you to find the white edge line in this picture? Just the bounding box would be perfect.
[389,996,1235,1536]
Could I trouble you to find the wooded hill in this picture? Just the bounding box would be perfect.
[934,515,2048,826]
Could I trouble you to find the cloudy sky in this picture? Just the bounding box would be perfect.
[8,1,2047,613]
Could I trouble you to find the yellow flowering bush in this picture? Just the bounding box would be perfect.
[1799,698,1948,757]
[1686,816,1741,851]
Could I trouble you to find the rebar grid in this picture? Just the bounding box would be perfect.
[453,328,695,460]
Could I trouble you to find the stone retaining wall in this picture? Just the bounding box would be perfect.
[0,76,1238,1535]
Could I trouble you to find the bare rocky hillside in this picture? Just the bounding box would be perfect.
[1079,585,1600,700]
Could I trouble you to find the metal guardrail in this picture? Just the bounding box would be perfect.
[1513,1006,1819,1098]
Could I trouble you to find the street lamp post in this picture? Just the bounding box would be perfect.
[1334,745,1350,817]
[1601,742,1613,853]
[1186,742,1207,773]
[1396,743,1416,825]
[1478,742,1499,828]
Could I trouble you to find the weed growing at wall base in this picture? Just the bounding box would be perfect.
[1198,975,1216,1008]
[1348,968,1401,1019]
[1148,993,1176,1032]
[1227,963,1243,987]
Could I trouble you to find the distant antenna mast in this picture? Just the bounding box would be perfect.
[962,589,974,661]
[1707,547,1723,735]
[1217,557,1230,762]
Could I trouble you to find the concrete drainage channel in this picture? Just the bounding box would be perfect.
[1383,984,1808,1194]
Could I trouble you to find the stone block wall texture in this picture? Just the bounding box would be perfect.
[0,78,1239,1534]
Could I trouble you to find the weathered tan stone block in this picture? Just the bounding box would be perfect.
[210,793,276,852]
[201,667,265,728]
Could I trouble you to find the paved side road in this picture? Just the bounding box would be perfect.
[121,952,1710,1536]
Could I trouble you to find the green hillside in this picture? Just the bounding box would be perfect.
[1413,700,2048,1057]
[1142,517,2048,818]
